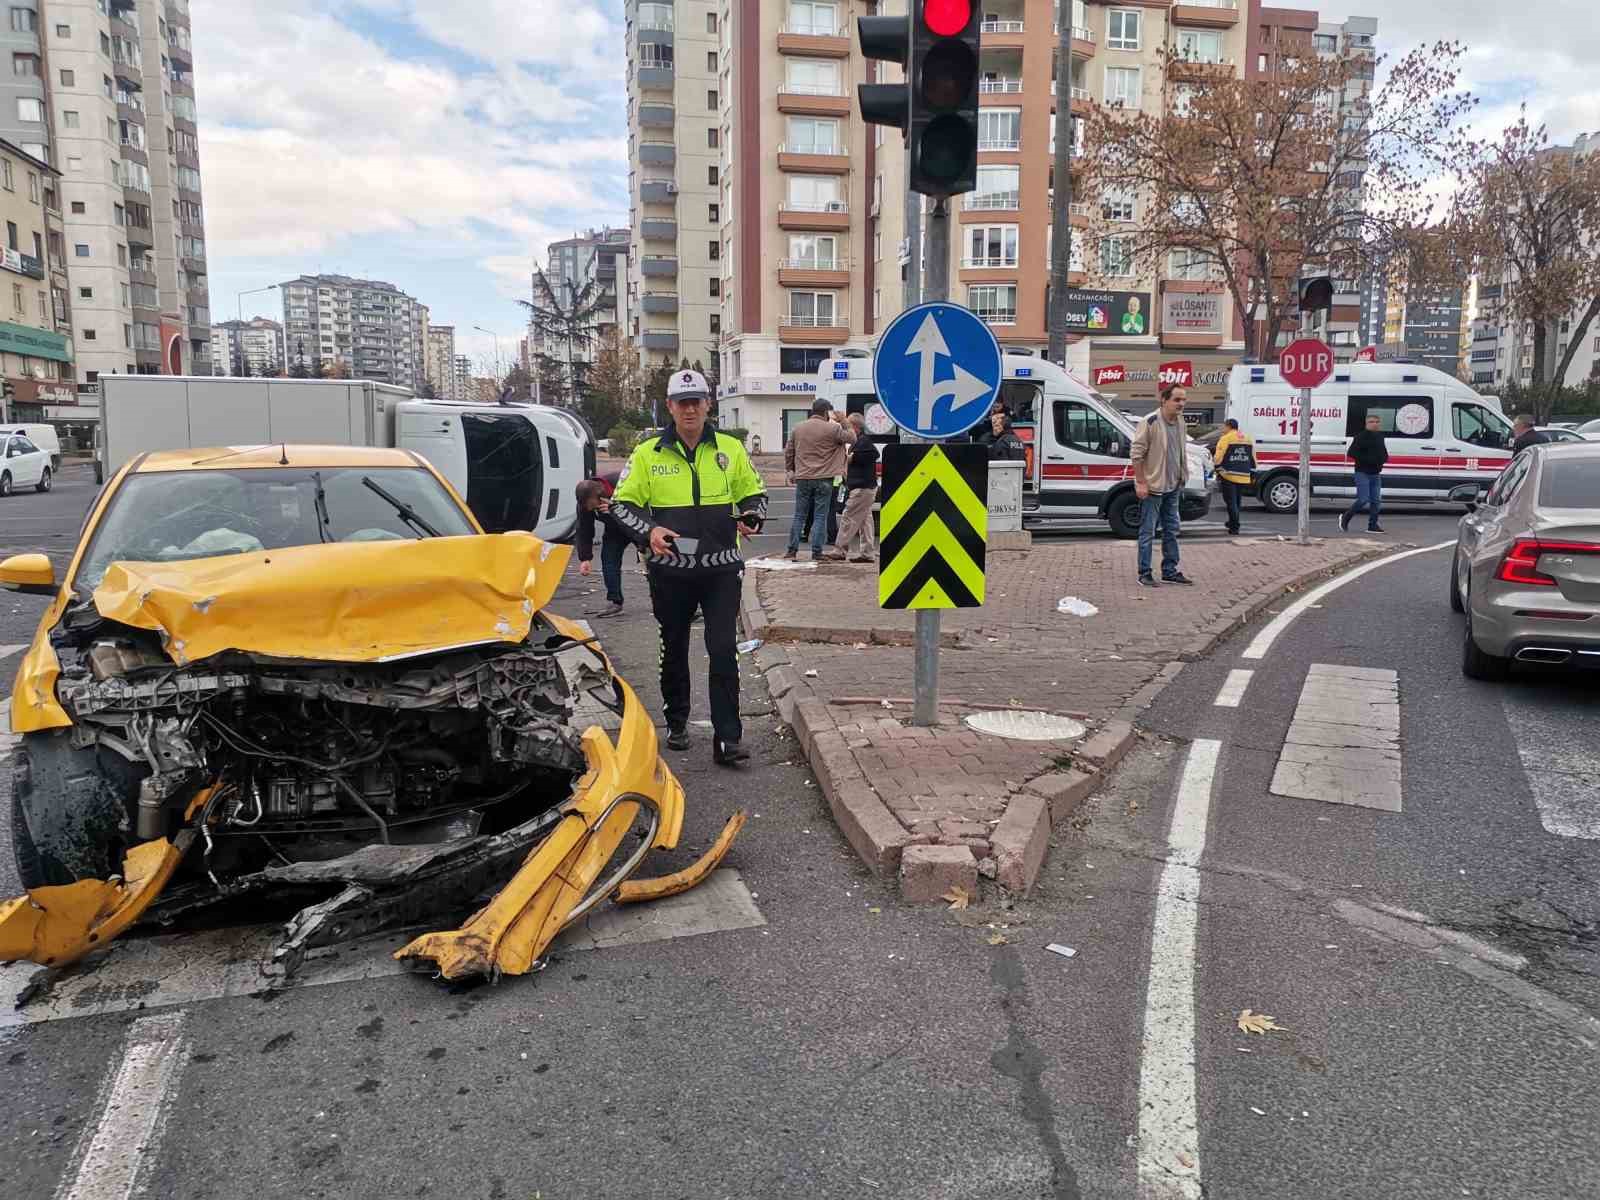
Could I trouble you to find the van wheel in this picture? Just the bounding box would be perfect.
[1106,491,1142,540]
[1448,549,1465,613]
[1260,473,1300,514]
[35,466,50,493]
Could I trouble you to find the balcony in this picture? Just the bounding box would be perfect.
[1168,57,1234,82]
[977,134,1021,153]
[641,330,680,352]
[776,143,849,174]
[636,62,673,90]
[777,24,850,58]
[777,85,850,118]
[1055,23,1096,58]
[1172,1,1240,28]
[972,308,1019,328]
[778,201,850,231]
[779,315,850,345]
[639,178,676,204]
[962,191,1021,214]
[638,103,674,128]
[778,259,850,288]
[980,7,1026,49]
[640,218,677,241]
[640,293,678,315]
[640,255,679,278]
[638,140,675,167]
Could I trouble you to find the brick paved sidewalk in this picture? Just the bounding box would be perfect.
[742,533,1391,901]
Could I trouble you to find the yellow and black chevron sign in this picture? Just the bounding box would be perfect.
[878,443,988,610]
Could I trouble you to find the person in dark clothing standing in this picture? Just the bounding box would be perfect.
[574,472,629,618]
[985,409,1028,461]
[1511,413,1548,455]
[611,369,768,766]
[825,413,880,562]
[1339,412,1388,533]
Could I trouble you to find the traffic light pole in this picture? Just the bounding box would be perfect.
[911,196,952,727]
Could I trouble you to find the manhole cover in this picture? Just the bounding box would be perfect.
[963,711,1087,742]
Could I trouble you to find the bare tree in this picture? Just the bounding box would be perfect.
[519,268,610,408]
[1450,111,1600,421]
[1079,41,1476,358]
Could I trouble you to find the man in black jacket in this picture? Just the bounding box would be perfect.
[574,471,628,618]
[1339,413,1388,534]
[826,413,880,562]
[985,409,1027,461]
[1511,413,1548,455]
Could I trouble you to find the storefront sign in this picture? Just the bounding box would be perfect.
[0,319,70,363]
[1158,360,1194,389]
[0,247,44,279]
[1160,292,1224,336]
[1092,365,1126,386]
[1060,289,1152,338]
[1087,347,1241,414]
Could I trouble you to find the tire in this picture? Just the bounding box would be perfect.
[1448,549,1464,613]
[1461,583,1510,681]
[11,731,146,888]
[1259,472,1300,514]
[1106,490,1143,540]
[0,471,11,498]
[35,466,50,493]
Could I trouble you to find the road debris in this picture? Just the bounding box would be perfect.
[1237,1009,1287,1035]
[943,885,972,911]
[1045,943,1078,959]
[1056,596,1100,617]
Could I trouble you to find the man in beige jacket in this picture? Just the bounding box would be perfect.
[1130,385,1192,587]
[785,398,855,560]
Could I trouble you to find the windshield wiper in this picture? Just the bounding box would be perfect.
[311,471,331,543]
[361,475,443,538]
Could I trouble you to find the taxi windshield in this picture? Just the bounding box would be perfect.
[76,465,477,591]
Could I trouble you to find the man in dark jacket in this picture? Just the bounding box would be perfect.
[574,471,628,618]
[985,409,1027,461]
[1511,413,1548,455]
[825,413,879,562]
[1339,412,1388,533]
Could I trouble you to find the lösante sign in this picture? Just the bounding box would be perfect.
[1093,365,1126,386]
[1158,360,1194,389]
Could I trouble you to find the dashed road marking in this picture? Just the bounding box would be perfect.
[1270,664,1401,812]
[1136,738,1219,1200]
[56,1012,188,1200]
[1502,688,1600,839]
[0,643,27,661]
[1240,542,1454,661]
[1212,669,1254,708]
[0,869,764,1027]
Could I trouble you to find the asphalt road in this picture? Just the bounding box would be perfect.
[3,468,1595,1198]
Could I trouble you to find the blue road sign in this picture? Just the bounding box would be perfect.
[873,301,1003,440]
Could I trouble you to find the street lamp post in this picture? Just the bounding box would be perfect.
[235,284,278,376]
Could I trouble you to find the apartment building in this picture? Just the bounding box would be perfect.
[624,0,721,375]
[1378,280,1467,378]
[452,353,471,398]
[425,323,458,398]
[529,226,629,388]
[0,137,73,418]
[280,273,423,387]
[207,316,284,376]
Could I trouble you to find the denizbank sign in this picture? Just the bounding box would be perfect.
[0,320,70,363]
[735,375,822,395]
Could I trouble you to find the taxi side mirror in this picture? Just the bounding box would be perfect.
[0,552,56,595]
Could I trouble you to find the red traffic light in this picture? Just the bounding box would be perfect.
[922,0,971,37]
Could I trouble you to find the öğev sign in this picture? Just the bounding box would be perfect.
[1279,338,1334,390]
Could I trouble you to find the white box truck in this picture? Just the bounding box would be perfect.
[94,375,594,542]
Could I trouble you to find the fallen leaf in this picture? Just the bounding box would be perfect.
[1237,1009,1287,1035]
[986,933,1008,946]
[943,885,972,911]
[867,906,882,914]
[1176,1151,1195,1169]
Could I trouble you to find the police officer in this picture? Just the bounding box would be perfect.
[611,369,768,766]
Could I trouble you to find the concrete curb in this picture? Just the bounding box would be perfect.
[743,541,1389,902]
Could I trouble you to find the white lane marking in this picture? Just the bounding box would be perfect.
[1136,738,1220,1200]
[0,698,15,764]
[1270,665,1402,812]
[57,1012,188,1200]
[0,869,764,1027]
[1241,541,1455,661]
[0,643,28,660]
[1212,669,1254,708]
[1502,688,1600,839]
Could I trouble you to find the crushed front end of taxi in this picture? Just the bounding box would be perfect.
[1,533,742,980]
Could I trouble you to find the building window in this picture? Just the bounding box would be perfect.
[707,89,718,109]
[59,68,73,86]
[16,97,41,123]
[787,233,838,269]
[706,12,717,32]
[709,203,720,223]
[874,289,881,320]
[969,165,1020,209]
[968,284,1018,325]
[9,52,34,76]
[1314,33,1338,53]
[785,58,840,96]
[707,127,719,148]
[966,225,1019,268]
[1100,235,1134,277]
[978,108,1021,151]
[78,286,92,299]
[787,1,838,36]
[707,51,718,72]
[707,164,718,185]
[1102,190,1135,222]
[9,8,35,34]
[99,31,110,55]
[1104,67,1141,109]
[786,173,841,211]
[709,278,720,297]
[785,116,840,155]
[709,240,720,260]
[69,200,85,214]
[787,290,837,327]
[82,328,96,340]
[11,283,20,312]
[55,23,69,37]
[1168,248,1218,281]
[1175,29,1225,64]
[709,314,721,334]
[116,244,126,265]
[1106,9,1140,51]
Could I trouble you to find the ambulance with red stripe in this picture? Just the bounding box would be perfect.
[814,351,1214,538]
[1225,362,1512,515]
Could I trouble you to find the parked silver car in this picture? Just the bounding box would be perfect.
[1451,441,1600,679]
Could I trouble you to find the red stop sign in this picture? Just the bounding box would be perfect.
[1280,338,1334,390]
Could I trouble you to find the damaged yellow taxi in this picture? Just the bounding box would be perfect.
[0,446,742,980]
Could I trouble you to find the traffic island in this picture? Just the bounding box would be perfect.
[745,534,1394,900]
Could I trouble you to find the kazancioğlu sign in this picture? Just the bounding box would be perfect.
[1060,289,1153,338]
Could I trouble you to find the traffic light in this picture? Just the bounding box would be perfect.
[857,3,981,198]
[1297,274,1335,313]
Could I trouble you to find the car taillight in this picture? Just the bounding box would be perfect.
[1495,538,1599,586]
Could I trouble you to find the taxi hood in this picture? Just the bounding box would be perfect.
[90,532,572,666]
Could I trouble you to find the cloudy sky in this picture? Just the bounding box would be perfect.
[198,1,1600,367]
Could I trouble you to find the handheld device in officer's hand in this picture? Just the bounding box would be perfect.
[738,513,765,533]
[668,535,700,556]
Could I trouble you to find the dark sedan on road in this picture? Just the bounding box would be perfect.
[1451,441,1600,678]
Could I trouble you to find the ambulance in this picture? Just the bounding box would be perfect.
[813,351,1214,538]
[1225,362,1513,514]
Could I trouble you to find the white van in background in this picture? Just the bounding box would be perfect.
[3,423,61,471]
[1226,362,1513,513]
[814,351,1214,538]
